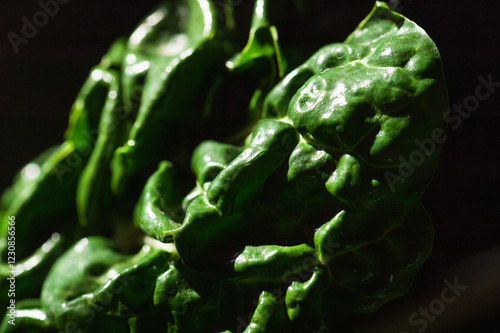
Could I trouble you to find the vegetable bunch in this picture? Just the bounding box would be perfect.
[0,1,448,332]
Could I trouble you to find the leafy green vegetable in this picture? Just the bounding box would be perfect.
[0,1,447,332]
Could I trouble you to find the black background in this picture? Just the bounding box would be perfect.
[1,0,499,331]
